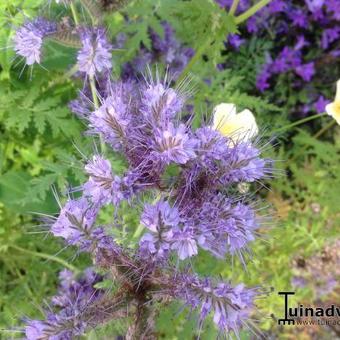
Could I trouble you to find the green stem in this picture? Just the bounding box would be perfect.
[90,76,106,154]
[70,2,80,26]
[272,113,327,134]
[229,0,240,15]
[11,245,80,273]
[313,119,336,139]
[235,0,272,24]
[90,76,100,109]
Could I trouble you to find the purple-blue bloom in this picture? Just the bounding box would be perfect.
[295,62,315,82]
[51,198,98,247]
[77,27,112,76]
[29,76,272,338]
[175,273,262,334]
[152,123,197,165]
[14,18,56,65]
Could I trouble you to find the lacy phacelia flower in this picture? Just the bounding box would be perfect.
[30,78,272,339]
[14,18,56,65]
[25,269,106,340]
[89,89,130,151]
[325,80,340,125]
[77,27,112,76]
[175,274,262,334]
[51,198,99,249]
[152,123,197,165]
[212,103,259,142]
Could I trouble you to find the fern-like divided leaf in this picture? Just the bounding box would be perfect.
[0,83,80,138]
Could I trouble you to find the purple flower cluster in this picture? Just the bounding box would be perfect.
[217,0,339,114]
[13,17,57,65]
[25,269,105,339]
[13,19,112,78]
[25,77,272,338]
[175,273,262,335]
[122,21,194,80]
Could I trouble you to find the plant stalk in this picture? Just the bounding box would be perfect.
[89,76,107,154]
[229,0,240,15]
[235,0,271,24]
[11,244,79,273]
[272,113,327,134]
[70,2,80,26]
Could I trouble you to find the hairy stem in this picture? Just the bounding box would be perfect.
[235,0,271,24]
[89,76,106,154]
[126,301,156,340]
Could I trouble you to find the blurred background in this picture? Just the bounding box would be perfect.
[0,0,339,338]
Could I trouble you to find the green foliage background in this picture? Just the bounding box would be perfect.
[0,0,339,338]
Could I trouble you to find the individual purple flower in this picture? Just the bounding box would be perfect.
[256,67,271,92]
[139,200,180,258]
[171,227,198,260]
[77,27,112,76]
[89,95,129,151]
[295,62,315,81]
[83,156,115,205]
[294,35,309,50]
[305,0,324,12]
[314,95,330,113]
[326,0,340,20]
[14,18,56,65]
[194,194,259,258]
[321,28,340,49]
[25,320,47,340]
[152,123,196,165]
[83,156,133,206]
[141,200,179,232]
[221,142,268,183]
[228,34,245,49]
[51,197,98,247]
[289,9,309,28]
[141,83,184,126]
[268,0,286,13]
[195,127,228,165]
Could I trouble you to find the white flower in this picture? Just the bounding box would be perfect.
[212,103,258,142]
[325,80,340,125]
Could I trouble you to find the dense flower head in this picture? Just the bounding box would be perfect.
[51,197,98,247]
[25,269,105,340]
[33,76,272,338]
[14,17,56,65]
[174,273,263,335]
[77,27,112,76]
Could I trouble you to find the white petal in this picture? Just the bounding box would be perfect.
[215,108,258,142]
[213,103,237,130]
[335,79,340,102]
[326,103,340,125]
